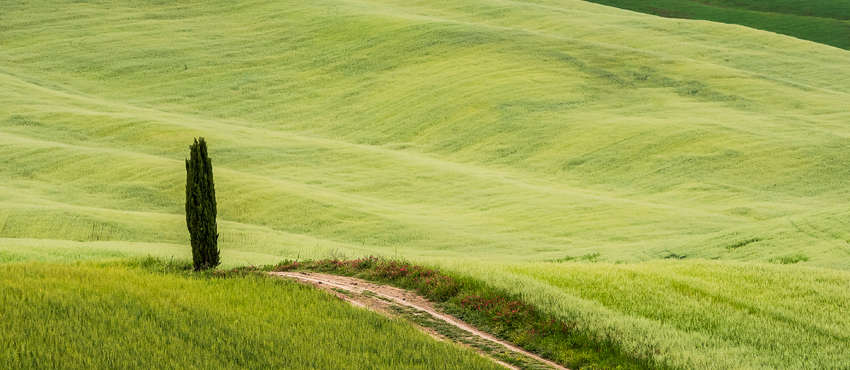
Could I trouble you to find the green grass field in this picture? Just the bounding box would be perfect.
[2,0,850,369]
[0,260,504,370]
[2,0,849,268]
[436,258,850,369]
[581,0,850,50]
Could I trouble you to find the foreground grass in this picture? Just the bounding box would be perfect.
[438,258,850,370]
[264,255,850,369]
[0,260,504,370]
[269,256,654,370]
[581,0,850,50]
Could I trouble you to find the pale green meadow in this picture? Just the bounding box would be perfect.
[435,258,850,369]
[0,261,505,370]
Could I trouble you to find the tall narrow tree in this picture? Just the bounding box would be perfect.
[185,138,220,270]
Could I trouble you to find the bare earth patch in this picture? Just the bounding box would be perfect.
[270,271,569,370]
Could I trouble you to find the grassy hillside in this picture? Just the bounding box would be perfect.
[0,260,503,370]
[438,258,850,370]
[269,255,850,370]
[581,0,850,50]
[1,0,849,268]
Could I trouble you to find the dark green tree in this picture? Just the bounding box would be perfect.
[185,137,220,270]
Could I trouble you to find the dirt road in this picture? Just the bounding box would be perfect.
[270,271,569,370]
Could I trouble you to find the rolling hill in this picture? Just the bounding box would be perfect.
[2,0,849,268]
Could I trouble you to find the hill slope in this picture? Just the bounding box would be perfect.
[580,0,850,50]
[0,261,504,369]
[2,0,849,268]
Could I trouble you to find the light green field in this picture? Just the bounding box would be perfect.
[436,258,850,369]
[2,0,850,369]
[2,0,850,267]
[0,261,503,369]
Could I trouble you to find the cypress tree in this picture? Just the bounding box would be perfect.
[185,137,220,271]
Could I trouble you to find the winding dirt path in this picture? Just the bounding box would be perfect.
[270,271,570,370]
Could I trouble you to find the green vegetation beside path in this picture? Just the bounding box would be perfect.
[0,260,504,370]
[266,255,850,370]
[439,258,850,370]
[268,256,654,370]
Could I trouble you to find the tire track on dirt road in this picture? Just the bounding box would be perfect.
[270,271,569,370]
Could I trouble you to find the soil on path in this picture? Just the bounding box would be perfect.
[270,271,570,370]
